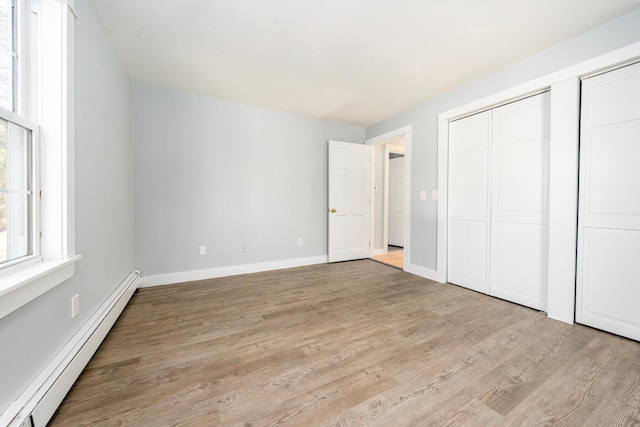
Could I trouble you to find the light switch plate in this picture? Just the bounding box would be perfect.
[432,190,439,200]
[419,190,427,201]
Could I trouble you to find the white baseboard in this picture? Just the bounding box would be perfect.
[140,256,328,287]
[1,270,140,427]
[371,249,386,256]
[404,263,441,282]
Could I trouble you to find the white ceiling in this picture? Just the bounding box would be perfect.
[92,0,640,126]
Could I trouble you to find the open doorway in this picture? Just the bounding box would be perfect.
[367,132,407,270]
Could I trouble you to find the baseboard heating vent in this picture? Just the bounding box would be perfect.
[0,270,140,427]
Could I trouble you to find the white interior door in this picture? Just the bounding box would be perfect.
[328,140,372,263]
[576,62,640,341]
[448,111,491,294]
[388,156,404,247]
[490,93,549,310]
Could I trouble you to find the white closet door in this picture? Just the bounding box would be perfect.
[448,111,491,294]
[490,93,550,310]
[577,62,640,341]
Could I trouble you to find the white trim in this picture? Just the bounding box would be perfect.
[547,78,580,324]
[437,40,640,322]
[369,145,376,257]
[436,119,448,283]
[404,263,438,282]
[366,125,411,145]
[40,0,76,261]
[365,125,412,271]
[0,255,81,319]
[1,270,139,427]
[59,0,79,20]
[140,256,328,287]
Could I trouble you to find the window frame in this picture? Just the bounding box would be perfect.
[0,0,80,320]
[0,0,40,269]
[0,105,40,270]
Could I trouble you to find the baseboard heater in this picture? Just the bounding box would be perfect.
[0,270,140,427]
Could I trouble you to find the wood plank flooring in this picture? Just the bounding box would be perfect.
[49,260,640,426]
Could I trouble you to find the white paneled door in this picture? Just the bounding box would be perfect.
[328,140,372,263]
[448,92,550,310]
[388,156,405,247]
[448,111,491,294]
[577,62,640,341]
[490,94,550,310]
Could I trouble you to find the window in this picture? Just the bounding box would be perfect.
[0,119,33,265]
[0,0,79,321]
[0,0,37,269]
[0,0,17,112]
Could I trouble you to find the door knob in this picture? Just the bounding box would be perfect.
[330,208,337,213]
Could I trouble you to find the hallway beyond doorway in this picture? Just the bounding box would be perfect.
[371,245,403,269]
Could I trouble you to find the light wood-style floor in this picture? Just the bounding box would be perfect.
[50,260,640,426]
[371,246,403,269]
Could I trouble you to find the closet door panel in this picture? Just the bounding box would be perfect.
[448,111,491,294]
[582,63,640,128]
[448,220,489,293]
[494,138,547,222]
[490,93,550,310]
[577,61,640,341]
[580,228,640,336]
[584,121,640,228]
[493,223,547,308]
[449,150,488,220]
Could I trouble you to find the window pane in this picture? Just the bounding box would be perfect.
[0,0,14,112]
[0,117,32,264]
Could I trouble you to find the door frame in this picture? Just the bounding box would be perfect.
[365,125,412,270]
[384,145,405,250]
[436,41,640,324]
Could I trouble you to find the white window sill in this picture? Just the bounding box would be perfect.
[0,255,82,319]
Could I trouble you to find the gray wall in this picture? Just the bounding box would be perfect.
[0,0,134,412]
[134,85,364,277]
[366,9,640,271]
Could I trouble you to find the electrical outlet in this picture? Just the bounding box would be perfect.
[71,294,80,318]
[199,245,207,255]
[242,243,249,252]
[298,238,303,247]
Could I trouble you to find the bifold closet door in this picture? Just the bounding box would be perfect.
[577,62,640,341]
[448,111,491,294]
[490,94,549,310]
[448,93,549,310]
